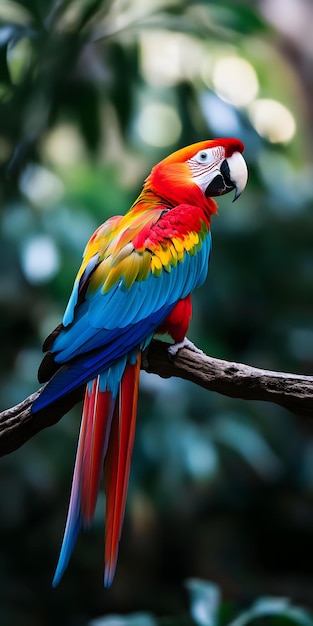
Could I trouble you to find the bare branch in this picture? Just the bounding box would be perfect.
[0,387,84,457]
[146,340,313,418]
[0,339,312,457]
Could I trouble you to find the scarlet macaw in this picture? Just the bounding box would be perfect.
[32,138,248,586]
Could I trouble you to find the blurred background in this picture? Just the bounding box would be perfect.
[0,0,313,624]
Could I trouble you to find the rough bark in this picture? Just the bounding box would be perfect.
[0,339,312,457]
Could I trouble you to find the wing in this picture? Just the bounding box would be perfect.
[34,204,211,410]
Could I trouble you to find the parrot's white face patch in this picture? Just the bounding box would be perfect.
[188,146,247,200]
[193,145,225,167]
[188,146,226,193]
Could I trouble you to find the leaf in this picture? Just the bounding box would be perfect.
[7,36,34,85]
[0,2,33,26]
[229,597,313,626]
[186,579,221,626]
[75,0,108,30]
[196,0,268,35]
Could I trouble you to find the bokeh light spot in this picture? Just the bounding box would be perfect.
[136,102,182,147]
[42,124,86,166]
[212,56,259,106]
[21,235,60,284]
[19,164,64,208]
[140,31,183,87]
[200,92,240,136]
[249,98,296,143]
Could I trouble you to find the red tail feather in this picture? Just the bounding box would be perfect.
[81,379,114,526]
[103,354,141,587]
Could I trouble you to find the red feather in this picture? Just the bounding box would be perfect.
[157,294,192,343]
[103,354,141,586]
[81,380,114,526]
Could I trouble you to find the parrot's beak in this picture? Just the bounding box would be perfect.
[205,151,248,201]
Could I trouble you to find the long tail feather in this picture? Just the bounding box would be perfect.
[103,353,141,587]
[52,378,115,587]
[52,403,88,587]
[81,378,115,525]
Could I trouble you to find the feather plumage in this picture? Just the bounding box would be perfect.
[32,137,247,586]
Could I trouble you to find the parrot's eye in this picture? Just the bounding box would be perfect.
[199,152,208,161]
[194,149,214,165]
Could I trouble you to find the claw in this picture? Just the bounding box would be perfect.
[168,337,204,358]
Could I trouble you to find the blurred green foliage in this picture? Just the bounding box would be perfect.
[87,579,313,625]
[0,0,313,624]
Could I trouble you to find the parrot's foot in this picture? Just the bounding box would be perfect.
[168,337,204,358]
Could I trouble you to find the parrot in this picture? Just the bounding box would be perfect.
[32,138,248,587]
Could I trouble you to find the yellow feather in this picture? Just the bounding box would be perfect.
[90,257,112,291]
[137,251,151,281]
[176,249,184,262]
[151,255,162,273]
[157,245,172,266]
[172,237,184,252]
[152,265,162,277]
[123,253,141,289]
[169,243,177,259]
[111,243,134,266]
[102,264,124,292]
[189,231,199,246]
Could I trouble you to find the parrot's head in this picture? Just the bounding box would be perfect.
[147,138,248,211]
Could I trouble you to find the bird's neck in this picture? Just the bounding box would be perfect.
[131,166,217,221]
[145,161,218,217]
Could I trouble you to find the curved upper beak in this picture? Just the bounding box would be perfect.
[205,151,248,201]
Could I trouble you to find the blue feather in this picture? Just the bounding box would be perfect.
[63,254,99,327]
[51,239,210,364]
[32,304,173,412]
[33,233,212,414]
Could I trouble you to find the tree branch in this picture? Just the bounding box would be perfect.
[0,339,312,457]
